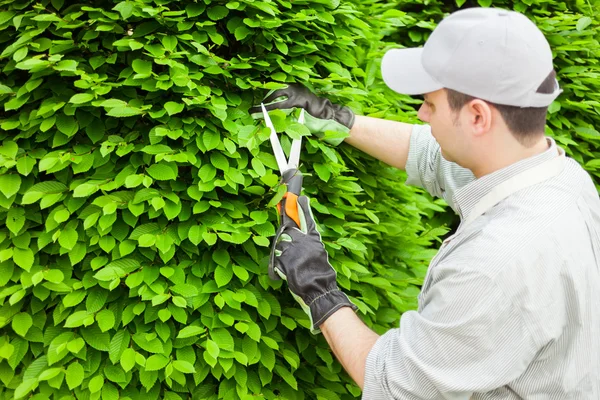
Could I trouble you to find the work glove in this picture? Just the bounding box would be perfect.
[269,194,357,334]
[249,84,356,146]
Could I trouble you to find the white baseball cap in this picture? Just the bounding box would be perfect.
[381,7,562,107]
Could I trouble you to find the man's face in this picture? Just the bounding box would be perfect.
[417,89,465,164]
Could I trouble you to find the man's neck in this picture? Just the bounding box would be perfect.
[472,136,550,178]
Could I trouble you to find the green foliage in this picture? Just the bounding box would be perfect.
[1,0,596,398]
[0,0,445,399]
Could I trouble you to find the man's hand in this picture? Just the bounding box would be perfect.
[269,195,357,334]
[249,84,356,146]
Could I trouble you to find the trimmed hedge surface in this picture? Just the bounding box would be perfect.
[0,0,446,399]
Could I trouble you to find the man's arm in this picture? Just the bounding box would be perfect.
[320,307,379,390]
[345,115,414,170]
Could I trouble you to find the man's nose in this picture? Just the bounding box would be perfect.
[417,103,430,122]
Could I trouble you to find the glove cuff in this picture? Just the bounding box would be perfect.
[335,104,356,131]
[309,289,357,333]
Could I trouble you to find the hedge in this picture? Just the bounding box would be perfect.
[0,0,597,399]
[0,0,446,399]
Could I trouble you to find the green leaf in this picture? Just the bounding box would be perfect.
[69,243,87,266]
[177,325,205,339]
[211,328,234,351]
[16,156,36,176]
[203,130,221,151]
[45,269,64,283]
[274,364,297,389]
[88,375,104,393]
[212,249,230,266]
[206,339,220,358]
[73,183,98,197]
[6,207,25,235]
[13,247,34,271]
[63,290,86,307]
[107,107,144,117]
[58,228,78,250]
[69,93,94,104]
[81,327,111,351]
[100,99,128,108]
[145,354,169,371]
[0,174,21,198]
[208,6,229,20]
[94,267,124,281]
[170,283,199,297]
[12,313,32,336]
[132,59,152,75]
[173,360,195,374]
[120,348,136,372]
[188,225,202,245]
[97,309,116,332]
[15,58,49,70]
[138,233,156,247]
[55,59,78,71]
[576,16,592,32]
[165,101,184,116]
[109,329,131,364]
[251,158,266,176]
[38,368,61,382]
[172,296,187,307]
[161,36,178,52]
[235,25,252,41]
[147,162,177,180]
[214,265,233,287]
[210,152,229,171]
[67,338,85,353]
[113,1,134,18]
[14,378,37,399]
[313,163,331,182]
[64,311,90,328]
[66,363,84,389]
[56,114,78,136]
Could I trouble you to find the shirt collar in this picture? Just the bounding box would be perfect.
[453,137,560,221]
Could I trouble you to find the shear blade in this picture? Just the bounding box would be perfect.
[262,103,289,173]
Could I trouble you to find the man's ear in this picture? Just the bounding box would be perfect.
[466,99,493,136]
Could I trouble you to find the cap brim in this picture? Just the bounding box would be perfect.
[381,48,443,95]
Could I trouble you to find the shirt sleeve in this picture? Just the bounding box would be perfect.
[405,124,476,213]
[362,266,538,400]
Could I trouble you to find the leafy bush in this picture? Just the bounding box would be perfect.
[0,0,446,399]
[1,0,597,398]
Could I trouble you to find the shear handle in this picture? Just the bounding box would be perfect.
[282,168,302,196]
[275,169,304,228]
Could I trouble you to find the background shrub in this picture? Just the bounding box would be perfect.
[0,0,597,399]
[0,0,446,399]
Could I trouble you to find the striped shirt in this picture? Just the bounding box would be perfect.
[362,124,600,399]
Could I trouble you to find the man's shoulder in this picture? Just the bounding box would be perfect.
[441,208,571,280]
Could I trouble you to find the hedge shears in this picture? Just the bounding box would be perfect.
[260,103,305,229]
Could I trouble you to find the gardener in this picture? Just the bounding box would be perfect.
[251,7,600,399]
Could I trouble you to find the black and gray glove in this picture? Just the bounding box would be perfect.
[269,195,357,334]
[249,84,356,146]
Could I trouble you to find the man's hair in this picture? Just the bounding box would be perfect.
[445,71,557,147]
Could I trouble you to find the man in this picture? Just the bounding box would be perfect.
[250,7,600,399]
